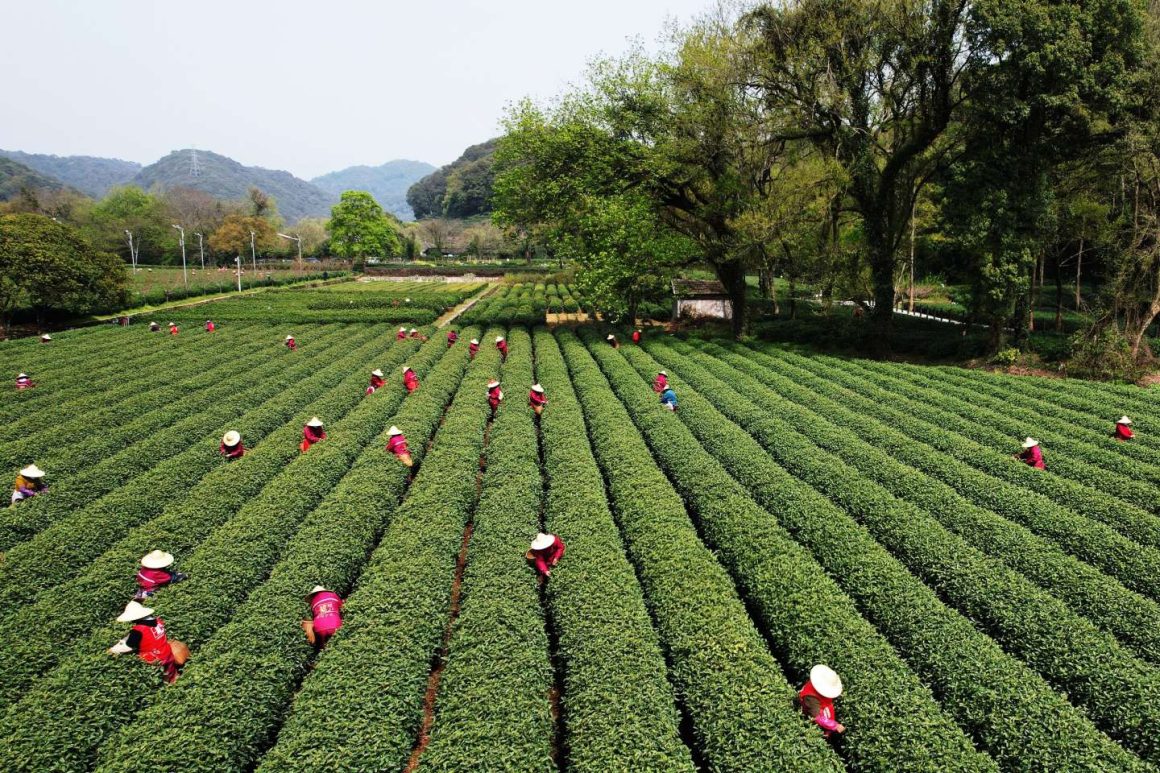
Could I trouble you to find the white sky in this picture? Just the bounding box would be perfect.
[1,0,710,179]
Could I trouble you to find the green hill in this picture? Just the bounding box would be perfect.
[0,150,140,198]
[311,160,434,221]
[407,139,497,219]
[0,156,69,201]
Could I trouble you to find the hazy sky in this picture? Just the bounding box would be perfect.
[2,0,711,179]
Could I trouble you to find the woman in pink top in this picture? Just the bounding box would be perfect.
[303,585,343,647]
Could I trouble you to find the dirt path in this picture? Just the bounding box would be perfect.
[435,285,498,329]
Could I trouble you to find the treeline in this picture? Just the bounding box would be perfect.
[492,0,1160,372]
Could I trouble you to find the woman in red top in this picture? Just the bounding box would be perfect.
[653,371,668,393]
[386,425,413,467]
[798,664,845,737]
[134,550,189,600]
[527,532,566,578]
[397,327,408,341]
[1017,437,1046,469]
[403,366,420,393]
[302,586,343,648]
[108,601,182,683]
[15,372,35,390]
[528,384,547,415]
[495,336,508,361]
[285,334,297,351]
[487,380,504,418]
[632,329,642,344]
[168,322,179,336]
[300,417,326,452]
[1114,416,1134,441]
[468,339,480,359]
[366,369,385,395]
[220,430,244,461]
[447,330,459,347]
[205,319,216,332]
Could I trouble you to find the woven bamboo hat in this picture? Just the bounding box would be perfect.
[487,380,500,388]
[1118,416,1133,425]
[470,339,479,345]
[222,430,241,446]
[495,336,504,343]
[810,664,843,698]
[531,533,554,551]
[40,334,51,341]
[371,369,383,378]
[117,601,154,622]
[140,550,174,569]
[607,334,616,340]
[1021,437,1039,449]
[20,464,45,478]
[306,417,324,428]
[17,373,27,379]
[286,335,294,340]
[399,327,407,332]
[387,426,403,436]
[402,366,413,373]
[305,585,329,600]
[531,384,544,392]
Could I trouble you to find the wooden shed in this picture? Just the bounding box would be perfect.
[671,278,733,321]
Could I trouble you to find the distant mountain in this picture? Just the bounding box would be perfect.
[0,156,69,201]
[311,160,435,221]
[132,149,333,223]
[407,139,498,220]
[0,150,139,198]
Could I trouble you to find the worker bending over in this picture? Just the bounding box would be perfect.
[220,430,244,460]
[205,319,216,332]
[11,464,47,503]
[15,372,35,390]
[798,665,845,737]
[1017,437,1045,469]
[285,334,297,351]
[303,585,343,648]
[469,338,480,359]
[528,384,547,415]
[409,328,427,340]
[487,380,504,418]
[135,550,188,600]
[1114,416,1134,441]
[653,370,668,393]
[40,334,52,343]
[607,333,619,349]
[386,426,413,467]
[168,322,179,335]
[447,330,459,347]
[496,336,508,361]
[403,366,420,393]
[397,327,408,341]
[660,387,679,412]
[527,532,566,578]
[109,601,188,684]
[149,321,160,332]
[300,417,326,452]
[632,329,642,345]
[366,369,385,395]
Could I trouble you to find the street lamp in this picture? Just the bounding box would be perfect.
[171,224,187,287]
[194,232,205,270]
[277,232,302,264]
[124,229,138,272]
[234,256,242,292]
[249,230,257,272]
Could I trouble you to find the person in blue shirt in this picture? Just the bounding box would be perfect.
[660,387,678,412]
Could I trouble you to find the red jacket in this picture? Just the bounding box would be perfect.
[1019,446,1045,469]
[653,375,668,393]
[301,426,326,452]
[205,321,215,332]
[529,390,547,407]
[369,375,385,390]
[488,385,503,408]
[447,331,458,346]
[169,326,179,336]
[220,441,244,460]
[529,536,566,576]
[286,339,297,351]
[136,567,177,592]
[403,370,420,393]
[397,330,407,340]
[496,340,508,359]
[131,619,174,664]
[387,434,410,457]
[469,342,480,359]
[798,681,840,735]
[632,330,642,344]
[1115,423,1134,440]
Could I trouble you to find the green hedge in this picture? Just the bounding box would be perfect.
[255,326,505,770]
[555,329,844,772]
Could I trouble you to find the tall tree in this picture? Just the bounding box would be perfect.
[208,214,276,259]
[327,191,402,260]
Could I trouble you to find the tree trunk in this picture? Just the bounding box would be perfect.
[869,243,895,348]
[1012,274,1031,350]
[788,274,798,320]
[1055,252,1065,332]
[1075,237,1083,310]
[908,198,917,313]
[627,294,639,330]
[714,261,748,340]
[1129,300,1160,359]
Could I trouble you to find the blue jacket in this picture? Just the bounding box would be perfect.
[660,388,678,407]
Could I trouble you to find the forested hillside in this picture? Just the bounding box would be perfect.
[0,150,140,198]
[311,160,434,221]
[407,139,497,219]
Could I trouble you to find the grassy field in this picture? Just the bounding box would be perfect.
[0,283,1158,770]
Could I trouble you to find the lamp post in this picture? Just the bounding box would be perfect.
[124,229,138,272]
[277,232,302,265]
[235,256,242,292]
[171,224,187,286]
[250,230,257,272]
[194,232,205,270]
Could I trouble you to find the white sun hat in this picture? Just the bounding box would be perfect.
[530,533,554,551]
[140,550,175,569]
[607,334,616,340]
[307,417,324,428]
[495,336,504,343]
[470,339,479,345]
[116,600,155,623]
[387,426,403,436]
[410,328,417,333]
[810,664,843,698]
[1022,437,1039,449]
[40,334,51,341]
[659,371,667,376]
[371,369,384,378]
[20,464,45,478]
[399,327,407,332]
[222,430,241,446]
[531,384,544,393]
[1118,416,1133,425]
[487,380,500,388]
[17,373,27,379]
[403,366,413,373]
[168,322,176,327]
[305,585,329,600]
[286,335,294,340]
